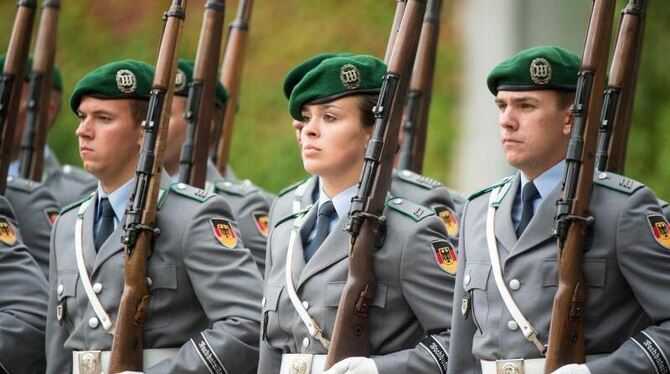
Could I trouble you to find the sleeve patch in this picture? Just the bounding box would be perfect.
[431,240,457,275]
[210,218,238,249]
[45,209,59,226]
[647,214,670,250]
[252,211,270,237]
[0,218,17,246]
[419,335,448,374]
[433,205,459,237]
[630,331,670,374]
[191,332,229,374]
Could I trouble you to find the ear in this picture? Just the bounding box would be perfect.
[561,105,573,136]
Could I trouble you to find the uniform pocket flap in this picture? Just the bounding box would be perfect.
[541,258,607,288]
[263,284,283,312]
[147,261,177,290]
[57,272,78,301]
[325,281,388,308]
[463,262,491,291]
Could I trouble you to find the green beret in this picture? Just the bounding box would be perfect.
[175,58,228,108]
[288,54,386,120]
[69,59,154,113]
[282,53,355,99]
[486,45,581,95]
[0,54,63,91]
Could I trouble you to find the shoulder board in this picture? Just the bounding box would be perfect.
[157,188,168,209]
[593,171,644,195]
[214,179,258,197]
[61,164,95,181]
[170,183,214,203]
[278,178,308,197]
[467,176,514,201]
[275,204,312,228]
[659,198,669,209]
[60,192,94,215]
[386,197,434,222]
[6,176,41,193]
[395,169,442,190]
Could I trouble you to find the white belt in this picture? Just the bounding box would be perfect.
[280,354,326,374]
[72,348,179,374]
[480,354,605,374]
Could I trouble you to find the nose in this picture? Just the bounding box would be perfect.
[499,106,517,131]
[301,117,319,139]
[75,117,92,139]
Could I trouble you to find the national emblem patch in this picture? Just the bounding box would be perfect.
[45,209,59,226]
[252,211,269,237]
[647,214,670,249]
[0,217,17,245]
[431,240,457,275]
[434,205,459,237]
[211,218,238,249]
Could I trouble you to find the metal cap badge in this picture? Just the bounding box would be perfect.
[115,69,137,94]
[529,57,552,85]
[175,68,187,92]
[340,63,361,90]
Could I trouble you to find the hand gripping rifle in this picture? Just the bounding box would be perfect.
[177,0,225,188]
[545,0,616,371]
[397,0,442,173]
[213,0,253,175]
[324,0,426,368]
[108,1,187,372]
[18,0,60,181]
[594,0,647,173]
[0,0,37,193]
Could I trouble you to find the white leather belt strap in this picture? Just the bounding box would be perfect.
[72,348,179,374]
[285,207,330,350]
[486,186,545,354]
[480,354,605,374]
[280,354,326,374]
[75,198,115,335]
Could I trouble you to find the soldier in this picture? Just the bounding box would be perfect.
[0,194,49,373]
[45,60,263,373]
[448,45,670,374]
[165,58,272,273]
[273,53,461,244]
[259,54,454,374]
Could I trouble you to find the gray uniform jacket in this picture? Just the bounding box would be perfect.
[5,176,60,278]
[259,197,455,374]
[448,172,670,374]
[46,176,264,374]
[43,154,97,207]
[270,170,460,244]
[0,195,49,373]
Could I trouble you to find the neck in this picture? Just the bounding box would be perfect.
[99,166,136,195]
[320,174,358,199]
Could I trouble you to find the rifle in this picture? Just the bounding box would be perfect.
[18,0,60,181]
[545,0,616,371]
[594,0,647,173]
[108,1,187,372]
[0,0,37,194]
[397,0,441,173]
[214,0,253,176]
[324,0,426,368]
[177,0,225,188]
[384,0,407,64]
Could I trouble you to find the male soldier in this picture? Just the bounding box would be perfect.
[448,45,670,374]
[0,194,49,373]
[272,53,461,244]
[165,58,271,273]
[45,60,263,374]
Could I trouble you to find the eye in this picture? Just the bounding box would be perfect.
[77,113,86,121]
[496,102,506,112]
[99,115,113,123]
[323,113,336,122]
[519,102,535,110]
[301,114,311,122]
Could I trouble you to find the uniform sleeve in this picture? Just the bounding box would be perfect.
[587,188,670,374]
[235,192,271,275]
[371,214,454,374]
[257,227,283,374]
[21,186,60,279]
[145,196,263,374]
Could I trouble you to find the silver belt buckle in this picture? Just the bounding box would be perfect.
[496,358,525,374]
[289,354,313,374]
[77,350,102,374]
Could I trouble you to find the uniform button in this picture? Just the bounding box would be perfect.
[146,277,153,287]
[177,183,186,190]
[598,172,608,180]
[302,301,309,310]
[92,283,103,294]
[224,181,232,187]
[393,198,403,205]
[63,165,72,173]
[507,320,519,331]
[464,274,471,286]
[261,297,266,307]
[402,170,412,177]
[57,284,64,295]
[88,317,100,329]
[302,337,310,348]
[509,279,520,291]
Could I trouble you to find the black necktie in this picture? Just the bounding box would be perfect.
[95,198,115,251]
[516,181,540,238]
[304,201,336,262]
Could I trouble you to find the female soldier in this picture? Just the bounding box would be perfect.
[258,54,455,374]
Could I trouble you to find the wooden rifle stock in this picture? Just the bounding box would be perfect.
[398,0,441,173]
[545,0,616,371]
[384,0,407,64]
[324,0,426,368]
[178,0,225,188]
[18,0,60,181]
[107,1,186,372]
[0,0,37,194]
[214,0,253,175]
[595,0,647,173]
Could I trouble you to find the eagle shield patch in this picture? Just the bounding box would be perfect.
[0,217,17,246]
[211,218,238,249]
[252,211,269,238]
[434,205,459,237]
[647,214,670,250]
[431,240,457,275]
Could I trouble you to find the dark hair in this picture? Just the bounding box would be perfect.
[356,94,379,128]
[556,91,575,110]
[129,99,150,126]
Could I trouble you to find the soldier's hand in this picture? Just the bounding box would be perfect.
[323,357,378,374]
[551,364,591,374]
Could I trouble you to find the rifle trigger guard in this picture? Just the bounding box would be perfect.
[561,214,595,227]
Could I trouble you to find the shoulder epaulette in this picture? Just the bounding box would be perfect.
[659,198,669,209]
[170,182,214,203]
[6,176,41,193]
[395,169,443,190]
[385,196,434,222]
[278,178,308,197]
[157,188,169,209]
[275,204,312,228]
[214,179,258,197]
[61,164,95,182]
[467,176,514,201]
[60,193,94,215]
[593,171,644,195]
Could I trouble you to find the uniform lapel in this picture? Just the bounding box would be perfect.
[508,182,561,259]
[299,176,318,210]
[81,194,98,271]
[289,204,317,285]
[495,175,519,254]
[297,217,349,290]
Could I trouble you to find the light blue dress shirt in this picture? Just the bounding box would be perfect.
[95,178,134,231]
[306,180,357,242]
[511,160,566,229]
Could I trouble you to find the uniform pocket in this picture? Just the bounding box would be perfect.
[463,262,491,334]
[541,258,607,288]
[56,272,78,328]
[262,284,284,341]
[144,261,177,331]
[324,281,388,309]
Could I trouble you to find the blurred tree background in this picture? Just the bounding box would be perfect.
[0,1,667,198]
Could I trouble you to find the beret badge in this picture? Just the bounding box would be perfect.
[340,63,361,90]
[115,69,137,94]
[175,68,187,92]
[529,57,552,85]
